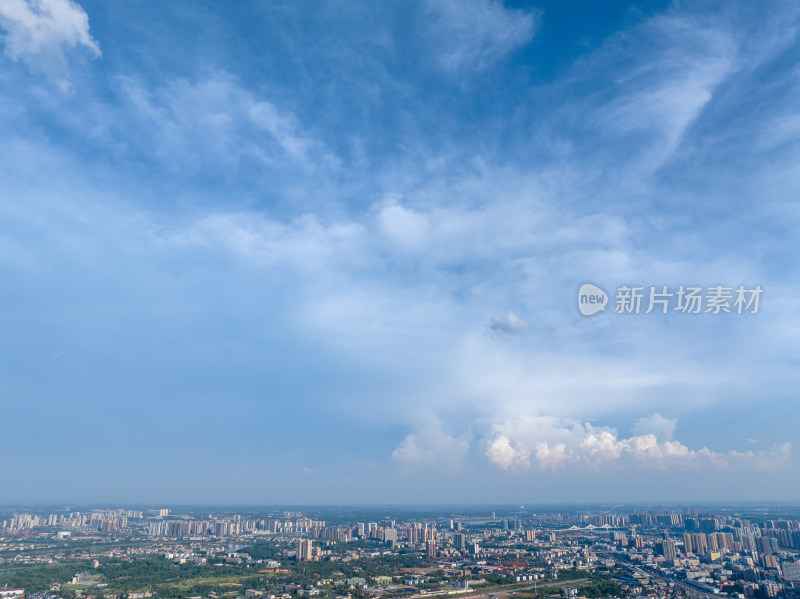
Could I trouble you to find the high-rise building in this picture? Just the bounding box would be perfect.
[782,561,800,582]
[454,533,466,551]
[758,536,776,555]
[699,518,719,532]
[296,539,313,561]
[683,532,708,555]
[657,540,676,562]
[427,540,437,559]
[424,525,436,542]
[410,524,422,544]
[384,528,397,545]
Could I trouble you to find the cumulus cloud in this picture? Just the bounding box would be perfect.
[0,0,100,87]
[485,434,527,469]
[391,419,471,470]
[484,416,792,472]
[423,0,536,72]
[632,412,677,441]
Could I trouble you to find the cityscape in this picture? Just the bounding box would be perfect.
[0,506,800,599]
[1,506,800,599]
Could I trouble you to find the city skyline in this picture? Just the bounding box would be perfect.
[0,0,799,503]
[3,503,799,598]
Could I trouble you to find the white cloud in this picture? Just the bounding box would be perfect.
[484,416,792,472]
[391,419,471,470]
[0,3,797,500]
[247,100,316,163]
[0,0,100,87]
[485,434,528,469]
[169,211,364,269]
[377,198,430,249]
[117,74,337,174]
[423,0,536,72]
[631,413,677,441]
[581,430,625,461]
[533,441,570,470]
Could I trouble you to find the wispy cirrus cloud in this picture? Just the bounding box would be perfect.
[115,74,338,174]
[0,0,99,88]
[1,0,800,502]
[422,0,536,73]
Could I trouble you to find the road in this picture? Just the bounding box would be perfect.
[400,577,592,599]
[598,552,718,599]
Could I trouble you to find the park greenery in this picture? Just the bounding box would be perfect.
[0,536,626,599]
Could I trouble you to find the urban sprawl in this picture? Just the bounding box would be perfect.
[1,506,799,599]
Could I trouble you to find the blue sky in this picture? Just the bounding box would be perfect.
[0,0,799,504]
